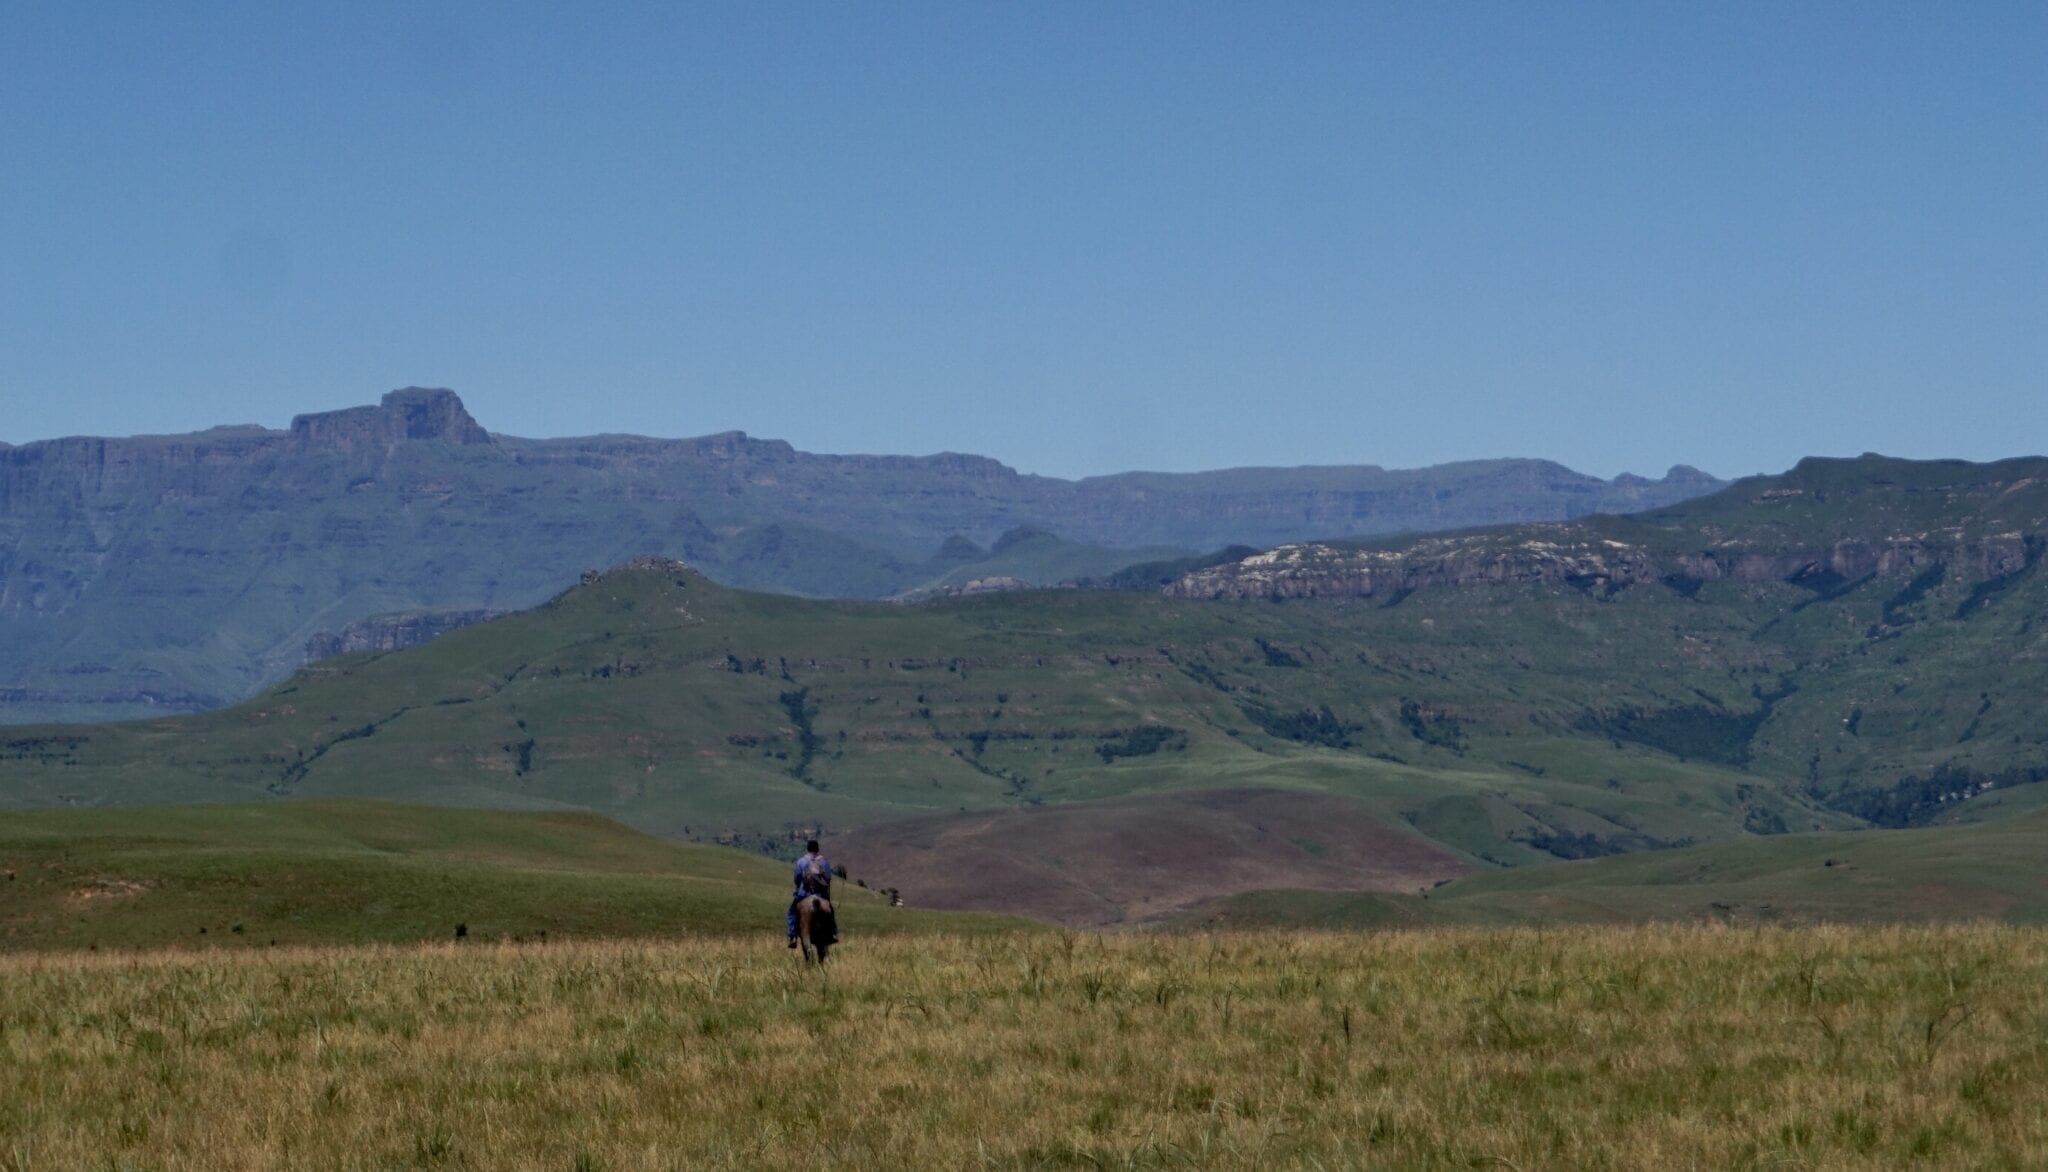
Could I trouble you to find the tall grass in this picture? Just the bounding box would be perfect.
[4,926,2045,1169]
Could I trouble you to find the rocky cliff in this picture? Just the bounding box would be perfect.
[303,608,505,662]
[1168,531,1661,600]
[1167,532,2039,601]
[1168,456,2048,603]
[289,388,494,448]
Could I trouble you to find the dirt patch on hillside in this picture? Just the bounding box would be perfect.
[68,878,148,903]
[1908,882,2020,919]
[831,788,1472,926]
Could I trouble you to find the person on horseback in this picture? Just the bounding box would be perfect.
[787,839,838,948]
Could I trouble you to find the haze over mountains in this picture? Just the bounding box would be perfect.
[0,387,1721,724]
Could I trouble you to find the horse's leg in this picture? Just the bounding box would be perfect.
[796,897,815,964]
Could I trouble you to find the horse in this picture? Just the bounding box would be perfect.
[794,892,836,964]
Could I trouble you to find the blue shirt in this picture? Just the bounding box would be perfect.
[793,851,832,895]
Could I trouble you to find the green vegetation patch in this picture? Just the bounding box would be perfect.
[0,801,1025,952]
[1189,805,2048,929]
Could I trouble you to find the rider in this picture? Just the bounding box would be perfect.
[787,838,835,947]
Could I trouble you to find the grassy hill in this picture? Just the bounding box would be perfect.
[0,800,1023,951]
[1184,805,2048,929]
[0,557,1840,881]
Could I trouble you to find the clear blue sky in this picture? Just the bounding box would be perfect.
[4,3,2044,480]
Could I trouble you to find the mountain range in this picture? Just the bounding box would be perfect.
[5,451,2046,924]
[0,387,1720,724]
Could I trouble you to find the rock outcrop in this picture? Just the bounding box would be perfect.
[1168,532,1661,600]
[290,388,493,448]
[303,608,504,663]
[579,555,698,586]
[1169,531,2043,602]
[1165,453,2048,604]
[907,575,1035,600]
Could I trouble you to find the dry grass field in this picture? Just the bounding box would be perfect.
[5,926,2047,1170]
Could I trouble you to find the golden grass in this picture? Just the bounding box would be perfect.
[4,925,2047,1169]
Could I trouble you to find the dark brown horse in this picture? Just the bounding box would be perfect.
[794,893,836,964]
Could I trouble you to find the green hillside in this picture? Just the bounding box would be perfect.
[0,556,1839,866]
[0,800,1023,951]
[1184,805,2048,929]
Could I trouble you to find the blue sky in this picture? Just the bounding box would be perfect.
[4,3,2044,480]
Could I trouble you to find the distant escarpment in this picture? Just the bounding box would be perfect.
[1169,455,2048,603]
[0,387,1725,722]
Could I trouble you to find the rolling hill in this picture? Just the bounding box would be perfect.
[1182,803,2048,929]
[0,800,1023,950]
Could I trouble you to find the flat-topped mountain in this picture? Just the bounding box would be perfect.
[0,387,1721,723]
[290,386,495,447]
